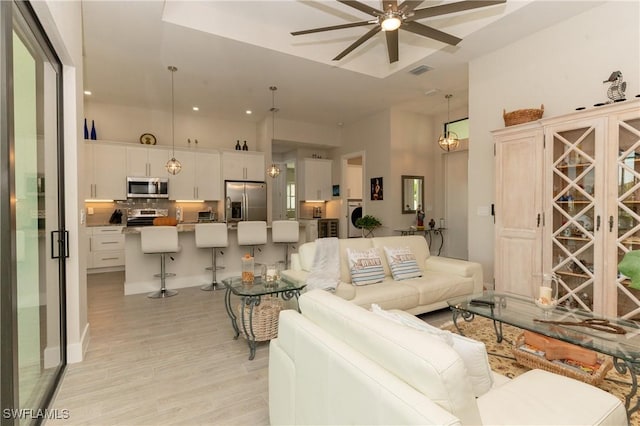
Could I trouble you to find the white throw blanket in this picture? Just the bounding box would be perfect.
[305,237,340,291]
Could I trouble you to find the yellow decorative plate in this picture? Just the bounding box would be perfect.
[139,133,156,145]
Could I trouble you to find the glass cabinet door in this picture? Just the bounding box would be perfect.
[613,115,640,320]
[549,123,601,312]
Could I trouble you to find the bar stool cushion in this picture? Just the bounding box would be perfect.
[141,226,179,254]
[195,223,228,248]
[237,221,267,246]
[272,220,299,243]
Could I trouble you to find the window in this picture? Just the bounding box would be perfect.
[445,117,469,140]
[286,183,296,218]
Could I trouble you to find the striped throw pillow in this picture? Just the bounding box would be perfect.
[383,246,422,281]
[347,248,385,286]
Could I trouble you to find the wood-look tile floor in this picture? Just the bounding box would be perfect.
[47,272,452,425]
[48,272,270,426]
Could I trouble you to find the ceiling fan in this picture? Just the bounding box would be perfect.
[291,0,506,63]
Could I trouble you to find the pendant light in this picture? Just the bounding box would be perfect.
[165,65,182,175]
[438,94,460,152]
[267,86,281,178]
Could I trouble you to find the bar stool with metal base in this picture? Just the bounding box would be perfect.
[140,226,180,298]
[271,220,299,269]
[237,221,267,259]
[196,223,228,291]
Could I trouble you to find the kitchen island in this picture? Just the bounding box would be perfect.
[123,223,308,295]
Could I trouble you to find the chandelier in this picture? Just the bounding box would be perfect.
[438,94,459,152]
[165,65,182,175]
[267,86,281,178]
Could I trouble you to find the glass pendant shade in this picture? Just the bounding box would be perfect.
[166,65,181,175]
[438,94,459,152]
[267,163,281,178]
[166,157,182,175]
[438,131,460,152]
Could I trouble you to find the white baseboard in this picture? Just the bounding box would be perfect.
[67,322,90,364]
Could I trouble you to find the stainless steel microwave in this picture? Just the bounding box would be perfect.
[126,177,169,199]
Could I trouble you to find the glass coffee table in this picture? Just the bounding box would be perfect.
[222,276,306,360]
[448,291,640,417]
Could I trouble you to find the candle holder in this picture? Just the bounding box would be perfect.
[533,273,559,316]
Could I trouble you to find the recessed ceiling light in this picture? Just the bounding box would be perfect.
[84,90,92,95]
[246,110,252,115]
[423,88,440,96]
[192,106,199,111]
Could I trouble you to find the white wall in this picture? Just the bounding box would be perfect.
[469,1,640,286]
[33,1,86,362]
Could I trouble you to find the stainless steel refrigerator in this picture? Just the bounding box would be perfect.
[225,181,267,223]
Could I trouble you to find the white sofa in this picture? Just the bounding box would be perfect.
[282,235,483,315]
[269,289,627,425]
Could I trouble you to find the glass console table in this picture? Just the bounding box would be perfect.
[222,276,306,360]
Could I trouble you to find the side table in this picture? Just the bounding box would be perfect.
[222,276,306,360]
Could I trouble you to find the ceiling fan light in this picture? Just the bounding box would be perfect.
[381,16,401,31]
[166,157,182,175]
[267,163,281,178]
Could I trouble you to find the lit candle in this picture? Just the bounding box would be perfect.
[539,286,553,303]
[266,267,276,282]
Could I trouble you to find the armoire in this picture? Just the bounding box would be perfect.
[493,99,640,320]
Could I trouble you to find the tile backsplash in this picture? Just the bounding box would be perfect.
[85,200,219,226]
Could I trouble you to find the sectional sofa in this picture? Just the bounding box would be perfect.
[269,289,627,425]
[281,235,483,314]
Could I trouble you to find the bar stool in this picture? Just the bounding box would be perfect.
[271,220,299,269]
[195,223,228,291]
[237,221,267,259]
[140,226,180,298]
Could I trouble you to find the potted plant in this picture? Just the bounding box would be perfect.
[355,215,382,237]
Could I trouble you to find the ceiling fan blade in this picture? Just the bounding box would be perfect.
[402,21,462,46]
[337,0,383,17]
[409,0,505,21]
[398,0,424,14]
[382,1,398,12]
[333,25,382,61]
[385,30,399,63]
[291,21,374,36]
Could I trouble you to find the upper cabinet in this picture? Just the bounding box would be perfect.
[299,158,332,201]
[126,145,170,178]
[169,149,221,200]
[85,142,127,200]
[222,151,265,181]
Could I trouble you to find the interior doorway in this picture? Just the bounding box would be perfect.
[341,152,365,238]
[444,150,468,259]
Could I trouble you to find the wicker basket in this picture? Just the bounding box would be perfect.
[503,104,544,126]
[512,333,612,386]
[237,296,284,342]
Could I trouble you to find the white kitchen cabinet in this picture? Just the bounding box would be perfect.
[85,142,127,200]
[169,149,221,200]
[126,145,170,177]
[299,158,332,201]
[493,100,640,319]
[222,151,265,181]
[88,226,125,271]
[492,122,543,297]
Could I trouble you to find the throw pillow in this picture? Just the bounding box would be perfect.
[347,248,385,285]
[383,246,422,281]
[371,304,493,397]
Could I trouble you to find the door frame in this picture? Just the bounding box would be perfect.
[0,0,67,420]
[341,151,366,238]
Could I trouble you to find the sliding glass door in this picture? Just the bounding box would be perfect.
[1,1,66,423]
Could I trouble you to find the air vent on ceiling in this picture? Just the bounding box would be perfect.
[409,65,433,76]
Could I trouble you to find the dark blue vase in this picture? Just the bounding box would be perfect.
[90,120,97,140]
[84,118,89,139]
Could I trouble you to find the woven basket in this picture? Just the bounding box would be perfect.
[237,296,284,342]
[503,104,544,126]
[512,333,612,386]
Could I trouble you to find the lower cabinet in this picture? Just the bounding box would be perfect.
[88,226,125,271]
